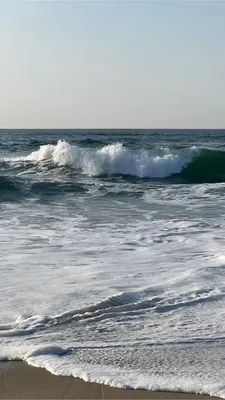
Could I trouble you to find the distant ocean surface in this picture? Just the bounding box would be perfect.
[2,129,225,398]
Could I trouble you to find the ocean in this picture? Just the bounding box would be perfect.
[1,129,225,397]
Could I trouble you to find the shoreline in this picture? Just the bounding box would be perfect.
[0,361,220,399]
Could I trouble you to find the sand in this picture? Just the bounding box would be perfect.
[0,361,220,399]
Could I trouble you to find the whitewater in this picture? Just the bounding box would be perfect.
[1,129,225,398]
[5,139,196,178]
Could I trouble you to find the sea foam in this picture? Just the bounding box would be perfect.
[5,140,196,178]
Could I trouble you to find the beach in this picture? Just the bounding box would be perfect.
[0,361,220,400]
[2,0,225,396]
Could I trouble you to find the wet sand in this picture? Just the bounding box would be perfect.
[0,361,220,399]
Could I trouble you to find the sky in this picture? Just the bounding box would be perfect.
[1,0,225,129]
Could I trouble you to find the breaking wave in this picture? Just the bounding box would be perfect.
[2,140,225,183]
[0,287,222,338]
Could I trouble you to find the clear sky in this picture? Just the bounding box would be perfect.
[1,0,225,129]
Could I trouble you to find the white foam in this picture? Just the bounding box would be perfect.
[0,344,69,361]
[26,345,69,358]
[3,140,197,178]
[3,345,225,399]
[0,315,50,337]
[1,141,225,398]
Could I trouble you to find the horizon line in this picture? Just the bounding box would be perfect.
[1,127,225,131]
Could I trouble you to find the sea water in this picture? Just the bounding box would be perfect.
[1,129,225,397]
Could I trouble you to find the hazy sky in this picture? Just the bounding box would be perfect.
[1,1,225,129]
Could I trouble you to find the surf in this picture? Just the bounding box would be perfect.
[2,140,225,183]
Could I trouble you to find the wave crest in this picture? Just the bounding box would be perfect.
[5,140,195,179]
[3,140,225,183]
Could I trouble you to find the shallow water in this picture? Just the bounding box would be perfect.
[1,129,225,398]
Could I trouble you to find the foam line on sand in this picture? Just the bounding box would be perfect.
[0,361,220,399]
